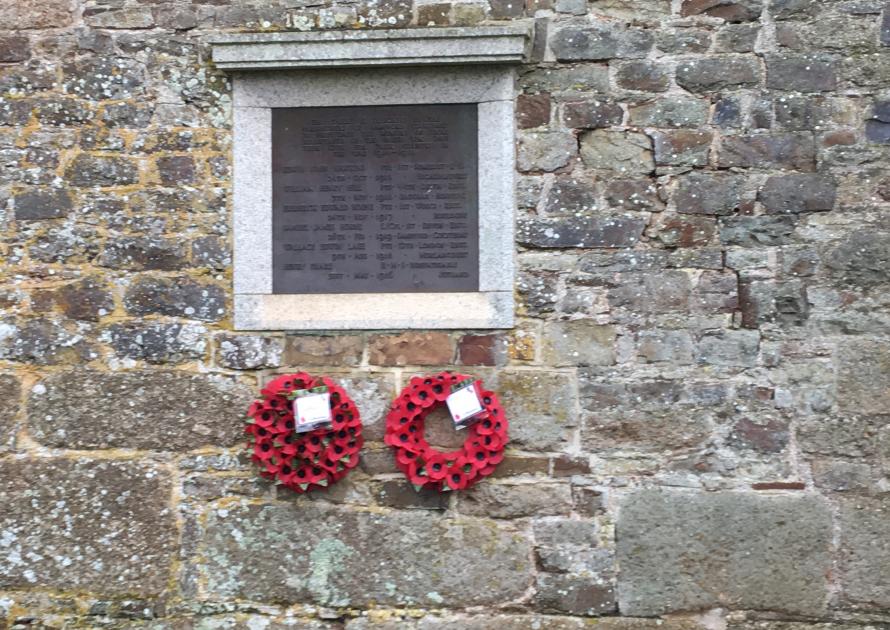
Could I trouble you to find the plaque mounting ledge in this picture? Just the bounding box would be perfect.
[209,25,532,70]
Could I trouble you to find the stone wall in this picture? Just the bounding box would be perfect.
[2,0,890,627]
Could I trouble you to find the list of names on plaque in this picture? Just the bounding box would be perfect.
[271,104,479,294]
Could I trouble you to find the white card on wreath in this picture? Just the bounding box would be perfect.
[294,392,331,432]
[446,384,484,427]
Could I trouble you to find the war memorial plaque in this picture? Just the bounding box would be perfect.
[217,27,527,328]
[272,104,479,294]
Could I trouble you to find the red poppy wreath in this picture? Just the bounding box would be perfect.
[384,372,508,491]
[246,372,363,493]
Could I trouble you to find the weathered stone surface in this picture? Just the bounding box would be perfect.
[124,276,226,321]
[545,177,598,213]
[696,330,760,367]
[652,130,712,166]
[0,458,174,595]
[202,502,532,606]
[493,370,577,451]
[563,100,623,129]
[0,318,95,365]
[217,333,285,369]
[287,335,364,366]
[681,0,763,21]
[837,497,890,607]
[0,0,74,28]
[758,173,836,213]
[518,131,577,172]
[836,341,890,414]
[542,320,616,366]
[517,93,551,128]
[28,370,252,450]
[550,24,654,61]
[580,130,654,174]
[0,36,30,62]
[33,277,113,322]
[715,23,760,52]
[766,54,838,92]
[13,188,72,221]
[347,614,601,629]
[615,61,670,92]
[617,489,832,615]
[156,155,196,186]
[457,333,506,366]
[459,482,572,518]
[627,96,710,128]
[518,214,647,249]
[676,56,761,92]
[0,374,20,451]
[368,332,452,366]
[103,322,207,364]
[651,214,716,248]
[604,178,663,212]
[720,216,795,247]
[636,330,694,364]
[520,66,610,93]
[607,271,692,313]
[65,154,139,187]
[97,236,188,271]
[823,231,890,288]
[372,480,449,509]
[718,133,815,170]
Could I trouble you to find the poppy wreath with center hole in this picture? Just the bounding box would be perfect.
[384,371,508,492]
[245,372,363,493]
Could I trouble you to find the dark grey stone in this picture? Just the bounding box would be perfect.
[766,54,838,92]
[759,173,836,213]
[103,322,208,364]
[124,276,226,321]
[518,215,646,249]
[550,24,654,61]
[13,188,72,220]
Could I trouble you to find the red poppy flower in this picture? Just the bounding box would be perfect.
[404,460,428,486]
[485,449,505,465]
[409,383,436,408]
[444,466,469,491]
[253,407,277,428]
[465,446,490,470]
[396,448,419,466]
[424,452,449,481]
[477,432,503,451]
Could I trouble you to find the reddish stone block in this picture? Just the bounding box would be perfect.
[368,332,453,366]
[517,93,551,129]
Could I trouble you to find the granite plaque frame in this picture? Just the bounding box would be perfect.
[213,27,531,330]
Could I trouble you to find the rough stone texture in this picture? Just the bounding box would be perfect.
[518,131,577,172]
[0,458,174,595]
[836,341,890,414]
[368,332,453,365]
[0,374,20,451]
[580,130,654,174]
[838,497,890,607]
[202,502,532,606]
[3,0,890,624]
[28,370,253,450]
[617,489,832,615]
[0,0,74,28]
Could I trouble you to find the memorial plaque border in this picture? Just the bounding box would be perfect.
[230,63,516,329]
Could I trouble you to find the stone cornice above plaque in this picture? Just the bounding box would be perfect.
[209,25,533,71]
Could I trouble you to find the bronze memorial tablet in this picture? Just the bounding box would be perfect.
[271,104,479,294]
